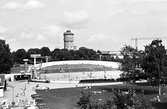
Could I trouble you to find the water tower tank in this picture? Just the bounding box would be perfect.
[63,30,74,50]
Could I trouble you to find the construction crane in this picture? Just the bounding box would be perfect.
[131,37,167,51]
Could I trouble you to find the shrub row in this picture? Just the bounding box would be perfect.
[79,79,117,83]
[30,79,50,83]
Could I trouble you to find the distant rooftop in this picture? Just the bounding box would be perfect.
[63,30,74,35]
[101,51,120,55]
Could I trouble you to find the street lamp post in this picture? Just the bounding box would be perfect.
[8,85,15,106]
[90,69,93,87]
[12,86,14,103]
[103,66,106,79]
[23,59,28,92]
[66,67,71,83]
[7,85,15,106]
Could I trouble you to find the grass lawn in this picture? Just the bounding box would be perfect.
[36,83,167,109]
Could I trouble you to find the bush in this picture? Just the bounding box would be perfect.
[30,79,50,83]
[45,79,50,83]
[37,103,51,109]
[77,91,92,109]
[77,91,115,109]
[79,79,115,83]
[35,97,43,103]
[113,89,153,109]
[31,94,40,99]
[77,89,153,109]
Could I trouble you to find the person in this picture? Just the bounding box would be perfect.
[4,80,7,91]
[16,93,19,97]
[20,88,23,95]
[157,95,161,102]
[32,87,35,91]
[28,78,30,84]
[36,84,39,88]
[154,95,161,102]
[35,84,39,90]
[23,88,26,96]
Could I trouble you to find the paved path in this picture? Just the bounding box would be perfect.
[0,81,78,104]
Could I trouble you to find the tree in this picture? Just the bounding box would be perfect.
[40,47,51,62]
[40,47,51,56]
[120,45,142,82]
[113,89,152,109]
[51,49,72,61]
[0,40,13,74]
[141,39,167,95]
[77,90,152,109]
[27,48,42,64]
[13,49,27,64]
[27,48,41,56]
[51,48,61,61]
[77,91,92,109]
[77,47,98,60]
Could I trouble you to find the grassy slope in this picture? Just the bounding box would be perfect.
[11,64,113,74]
[36,83,167,109]
[40,64,113,73]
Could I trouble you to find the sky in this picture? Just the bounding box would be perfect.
[0,0,167,52]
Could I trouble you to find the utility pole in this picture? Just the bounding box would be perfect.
[131,38,138,50]
[23,59,28,92]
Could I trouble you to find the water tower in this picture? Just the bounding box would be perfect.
[63,30,74,50]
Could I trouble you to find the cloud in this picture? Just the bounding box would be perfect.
[0,36,4,39]
[0,24,15,34]
[108,10,125,19]
[36,34,46,41]
[112,10,123,15]
[23,0,44,10]
[22,28,28,32]
[20,32,46,41]
[7,38,16,43]
[88,34,128,43]
[88,34,110,42]
[0,25,9,34]
[60,10,89,29]
[2,0,44,10]
[43,26,62,36]
[2,1,21,10]
[20,32,35,39]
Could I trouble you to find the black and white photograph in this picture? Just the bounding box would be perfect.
[0,0,167,109]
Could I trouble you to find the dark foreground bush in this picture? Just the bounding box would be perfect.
[30,79,50,83]
[79,79,116,83]
[77,89,153,109]
[31,94,41,99]
[35,97,43,103]
[37,103,51,109]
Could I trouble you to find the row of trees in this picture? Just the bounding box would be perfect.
[12,47,99,64]
[0,39,102,73]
